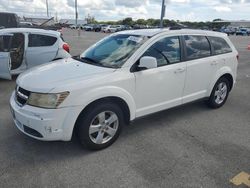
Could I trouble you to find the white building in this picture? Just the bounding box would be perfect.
[59,19,87,25]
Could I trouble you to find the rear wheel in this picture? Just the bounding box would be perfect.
[76,102,124,150]
[207,77,230,109]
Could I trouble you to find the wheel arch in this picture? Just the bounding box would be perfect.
[208,67,235,96]
[77,96,131,125]
[71,96,132,139]
[220,73,234,91]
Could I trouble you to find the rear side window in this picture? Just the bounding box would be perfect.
[208,36,232,55]
[184,35,211,60]
[28,34,57,47]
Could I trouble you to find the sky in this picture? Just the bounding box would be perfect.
[1,0,250,22]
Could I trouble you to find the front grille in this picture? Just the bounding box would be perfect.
[23,125,43,138]
[15,86,30,106]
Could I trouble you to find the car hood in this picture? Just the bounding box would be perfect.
[17,58,116,93]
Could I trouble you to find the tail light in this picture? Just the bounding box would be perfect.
[63,43,70,53]
[236,54,239,61]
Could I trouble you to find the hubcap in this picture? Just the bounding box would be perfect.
[89,111,119,144]
[214,82,228,104]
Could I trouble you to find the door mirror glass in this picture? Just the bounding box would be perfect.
[139,56,157,70]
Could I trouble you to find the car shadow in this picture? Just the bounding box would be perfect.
[2,100,211,169]
[122,100,210,138]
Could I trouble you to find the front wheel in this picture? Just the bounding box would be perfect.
[76,102,124,150]
[207,77,230,109]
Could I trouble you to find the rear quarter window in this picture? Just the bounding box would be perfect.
[184,35,211,60]
[208,36,232,55]
[28,34,57,47]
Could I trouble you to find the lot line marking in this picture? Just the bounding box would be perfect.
[230,171,250,187]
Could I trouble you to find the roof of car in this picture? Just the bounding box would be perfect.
[0,28,60,36]
[118,28,227,37]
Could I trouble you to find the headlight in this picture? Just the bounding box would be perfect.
[27,92,69,109]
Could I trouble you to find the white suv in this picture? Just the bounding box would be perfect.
[0,28,71,80]
[10,29,238,150]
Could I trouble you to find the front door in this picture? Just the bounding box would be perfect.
[134,36,186,117]
[0,34,12,80]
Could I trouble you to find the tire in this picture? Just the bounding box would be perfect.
[207,77,230,109]
[76,102,124,150]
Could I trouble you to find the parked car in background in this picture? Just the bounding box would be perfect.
[236,28,250,36]
[69,24,79,29]
[101,25,109,32]
[0,12,19,29]
[93,24,102,32]
[103,25,121,33]
[121,25,132,31]
[84,24,94,31]
[10,29,238,150]
[79,24,86,30]
[221,28,235,36]
[0,28,71,80]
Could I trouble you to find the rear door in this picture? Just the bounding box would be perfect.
[182,35,216,103]
[0,34,12,80]
[208,36,234,70]
[26,33,58,68]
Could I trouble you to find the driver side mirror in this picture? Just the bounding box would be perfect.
[138,56,157,70]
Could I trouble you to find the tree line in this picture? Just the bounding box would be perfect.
[95,17,229,30]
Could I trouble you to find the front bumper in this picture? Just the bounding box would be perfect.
[10,92,82,141]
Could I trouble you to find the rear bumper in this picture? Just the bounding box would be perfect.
[10,92,82,141]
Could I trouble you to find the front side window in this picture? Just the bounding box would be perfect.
[28,34,57,47]
[208,36,232,55]
[79,34,148,68]
[0,35,12,52]
[142,36,181,67]
[184,35,211,60]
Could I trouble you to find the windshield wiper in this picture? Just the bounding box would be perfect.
[73,56,117,69]
[72,56,99,65]
[80,57,100,65]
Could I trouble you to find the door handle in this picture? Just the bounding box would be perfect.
[174,68,186,74]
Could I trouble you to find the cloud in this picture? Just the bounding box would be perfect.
[115,0,148,8]
[0,0,250,21]
[214,6,232,12]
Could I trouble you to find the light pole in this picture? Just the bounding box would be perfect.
[75,0,78,26]
[46,0,49,17]
[160,0,166,28]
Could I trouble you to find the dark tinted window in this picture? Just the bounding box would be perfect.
[208,36,232,55]
[28,34,57,47]
[11,33,25,48]
[142,36,181,66]
[0,13,18,28]
[184,35,211,60]
[0,35,12,52]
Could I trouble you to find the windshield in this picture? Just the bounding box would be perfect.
[79,34,148,68]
